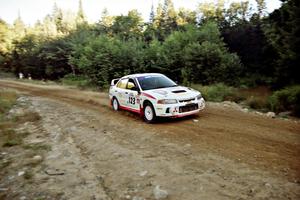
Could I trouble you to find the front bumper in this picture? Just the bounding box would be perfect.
[154,98,205,117]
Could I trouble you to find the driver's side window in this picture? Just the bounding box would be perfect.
[126,79,137,90]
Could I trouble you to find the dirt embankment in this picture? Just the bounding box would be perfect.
[0,80,300,200]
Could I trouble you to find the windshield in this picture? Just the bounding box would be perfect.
[137,75,177,91]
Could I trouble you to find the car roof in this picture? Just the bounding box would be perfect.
[122,73,164,79]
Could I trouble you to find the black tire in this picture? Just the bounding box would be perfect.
[143,102,156,123]
[112,97,119,111]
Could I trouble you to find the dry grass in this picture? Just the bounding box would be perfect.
[239,86,271,111]
[1,129,30,147]
[245,96,269,110]
[23,143,51,151]
[24,170,34,180]
[0,90,17,120]
[12,111,41,123]
[0,89,50,192]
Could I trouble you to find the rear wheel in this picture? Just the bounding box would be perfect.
[143,102,156,123]
[112,97,119,111]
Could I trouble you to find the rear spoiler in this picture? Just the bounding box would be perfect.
[111,79,119,86]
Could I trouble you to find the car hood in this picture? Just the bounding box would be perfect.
[143,86,200,100]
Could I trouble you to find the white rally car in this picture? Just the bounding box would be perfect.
[109,73,205,123]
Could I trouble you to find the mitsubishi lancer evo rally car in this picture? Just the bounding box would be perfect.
[109,73,205,123]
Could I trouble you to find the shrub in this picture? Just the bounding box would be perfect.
[61,74,93,89]
[268,85,300,116]
[12,112,41,123]
[0,90,17,121]
[245,96,268,110]
[192,83,244,102]
[24,170,34,180]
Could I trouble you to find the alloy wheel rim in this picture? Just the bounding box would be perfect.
[145,106,153,120]
[113,99,118,110]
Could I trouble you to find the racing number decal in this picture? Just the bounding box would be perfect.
[129,96,135,105]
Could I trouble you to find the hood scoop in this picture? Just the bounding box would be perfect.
[153,90,168,95]
[172,90,186,93]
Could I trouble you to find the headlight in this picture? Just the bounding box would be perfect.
[157,99,178,104]
[196,94,202,100]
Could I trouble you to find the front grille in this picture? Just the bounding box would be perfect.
[179,98,195,103]
[179,103,198,113]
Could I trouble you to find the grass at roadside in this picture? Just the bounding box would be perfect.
[0,89,53,197]
[0,90,17,121]
[5,76,300,117]
[268,85,300,116]
[60,74,101,91]
[192,83,300,117]
[0,90,30,148]
[23,143,52,151]
[192,83,271,111]
[0,90,49,172]
[192,83,246,103]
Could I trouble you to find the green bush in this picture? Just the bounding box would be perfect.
[192,83,244,102]
[60,74,93,89]
[245,96,268,110]
[268,85,300,116]
[0,90,17,121]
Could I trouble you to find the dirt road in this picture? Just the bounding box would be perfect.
[0,80,300,200]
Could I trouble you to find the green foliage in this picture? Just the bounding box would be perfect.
[0,0,297,94]
[192,83,238,102]
[38,37,73,79]
[0,19,12,55]
[223,21,276,86]
[23,143,51,151]
[268,85,300,116]
[263,0,300,87]
[180,23,241,85]
[61,74,92,89]
[2,130,29,147]
[0,90,17,120]
[111,10,143,40]
[69,34,145,86]
[142,39,167,72]
[3,138,21,147]
[245,96,268,110]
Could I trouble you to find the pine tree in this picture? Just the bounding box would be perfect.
[0,19,12,54]
[76,0,86,25]
[264,0,299,86]
[42,14,57,37]
[52,2,63,33]
[154,1,163,28]
[149,3,155,23]
[255,0,266,18]
[13,11,26,40]
[100,8,114,27]
[159,0,178,36]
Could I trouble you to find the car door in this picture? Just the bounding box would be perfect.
[115,78,129,107]
[125,78,140,111]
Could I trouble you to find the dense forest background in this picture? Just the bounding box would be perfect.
[0,0,299,89]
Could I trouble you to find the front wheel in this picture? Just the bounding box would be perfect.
[112,97,119,111]
[143,103,156,123]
